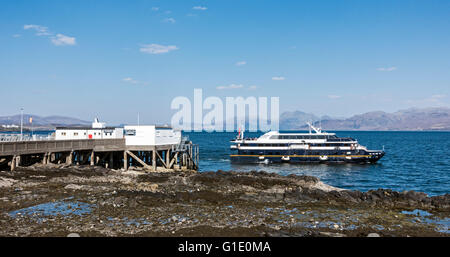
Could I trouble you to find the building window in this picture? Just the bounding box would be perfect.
[125,129,136,136]
[61,132,66,136]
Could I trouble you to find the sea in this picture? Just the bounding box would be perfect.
[2,130,449,196]
[186,131,450,196]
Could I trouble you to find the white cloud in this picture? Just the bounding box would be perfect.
[328,95,341,99]
[151,7,159,11]
[51,34,76,46]
[122,77,139,84]
[235,61,246,66]
[248,85,258,90]
[193,6,207,11]
[431,94,446,99]
[377,66,397,72]
[140,44,179,54]
[165,10,172,14]
[12,34,21,38]
[23,24,51,36]
[405,94,448,106]
[272,76,285,81]
[162,18,176,24]
[216,84,244,90]
[24,24,76,46]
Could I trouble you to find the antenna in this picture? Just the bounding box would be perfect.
[306,121,322,134]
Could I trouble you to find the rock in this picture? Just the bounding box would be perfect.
[67,233,80,237]
[64,184,83,190]
[0,177,16,188]
[320,232,346,237]
[367,233,380,237]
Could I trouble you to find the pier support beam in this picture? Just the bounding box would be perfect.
[42,153,48,165]
[16,155,21,168]
[123,151,128,170]
[152,149,156,171]
[126,150,152,170]
[168,152,178,169]
[155,150,167,168]
[10,155,17,171]
[108,152,114,169]
[90,151,95,166]
[66,151,73,165]
[166,149,170,168]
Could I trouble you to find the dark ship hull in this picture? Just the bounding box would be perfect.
[230,149,385,164]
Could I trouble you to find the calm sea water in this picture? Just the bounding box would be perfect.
[3,130,449,196]
[186,131,450,196]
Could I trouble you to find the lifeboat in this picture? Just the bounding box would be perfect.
[281,156,290,161]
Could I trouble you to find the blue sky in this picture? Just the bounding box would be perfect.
[1,0,449,124]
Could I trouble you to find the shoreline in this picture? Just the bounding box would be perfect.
[0,165,448,237]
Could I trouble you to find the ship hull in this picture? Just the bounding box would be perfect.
[230,151,384,164]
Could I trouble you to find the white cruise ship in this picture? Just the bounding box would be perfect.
[230,123,385,164]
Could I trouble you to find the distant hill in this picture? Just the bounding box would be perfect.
[2,107,450,131]
[280,107,450,131]
[0,114,91,129]
[279,111,320,129]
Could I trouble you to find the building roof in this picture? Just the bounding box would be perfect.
[55,127,119,130]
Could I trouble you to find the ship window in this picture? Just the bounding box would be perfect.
[74,132,78,136]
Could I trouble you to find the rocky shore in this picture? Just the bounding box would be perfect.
[0,164,448,237]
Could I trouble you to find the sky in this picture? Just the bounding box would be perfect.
[0,0,449,125]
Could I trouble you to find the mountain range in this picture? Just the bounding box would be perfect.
[0,114,91,130]
[1,107,449,131]
[280,107,450,131]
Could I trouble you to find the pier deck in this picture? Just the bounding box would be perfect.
[0,138,198,172]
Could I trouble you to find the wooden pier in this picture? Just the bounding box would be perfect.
[0,138,198,172]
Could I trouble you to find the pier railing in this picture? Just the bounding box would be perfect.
[0,138,125,156]
[0,134,54,142]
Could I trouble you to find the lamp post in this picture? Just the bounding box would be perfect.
[20,108,23,141]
